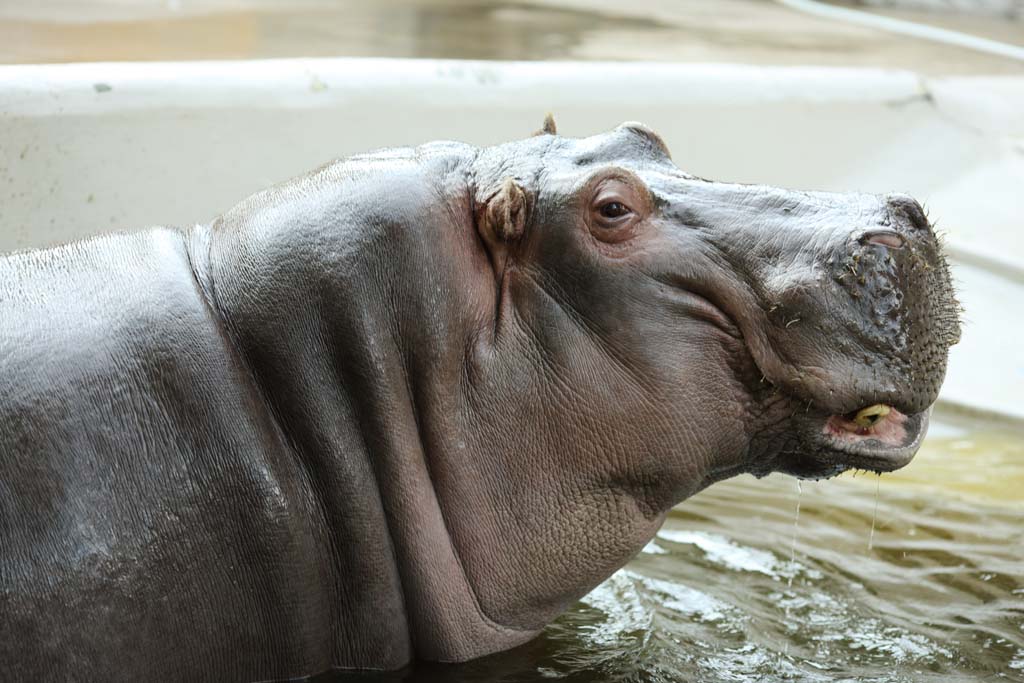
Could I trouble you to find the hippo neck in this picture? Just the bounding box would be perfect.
[199,149,672,666]
[198,161,539,665]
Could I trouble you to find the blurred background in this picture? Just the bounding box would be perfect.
[1,2,1021,682]
[0,0,1022,71]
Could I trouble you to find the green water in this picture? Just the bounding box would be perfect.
[351,414,1023,681]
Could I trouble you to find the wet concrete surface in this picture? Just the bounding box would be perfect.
[0,0,1022,74]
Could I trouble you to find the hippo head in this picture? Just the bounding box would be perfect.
[210,119,961,663]
[434,120,960,638]
[471,119,959,481]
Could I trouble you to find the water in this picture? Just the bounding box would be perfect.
[3,0,1023,76]
[335,413,1023,682]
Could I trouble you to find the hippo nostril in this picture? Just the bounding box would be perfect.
[886,194,930,232]
[862,230,905,249]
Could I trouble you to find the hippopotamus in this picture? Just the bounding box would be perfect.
[0,118,959,681]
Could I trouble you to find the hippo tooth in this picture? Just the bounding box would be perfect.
[852,404,892,428]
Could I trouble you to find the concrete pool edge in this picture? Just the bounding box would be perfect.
[0,59,935,116]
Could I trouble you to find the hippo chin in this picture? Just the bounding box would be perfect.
[0,119,959,681]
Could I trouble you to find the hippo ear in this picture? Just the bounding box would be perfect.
[480,177,528,243]
[533,113,557,136]
[618,121,671,159]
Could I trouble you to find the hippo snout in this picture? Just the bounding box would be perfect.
[717,189,960,478]
[628,164,959,480]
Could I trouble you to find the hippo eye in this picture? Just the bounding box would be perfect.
[598,201,631,219]
[587,174,648,244]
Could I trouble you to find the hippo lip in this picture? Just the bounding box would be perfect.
[795,407,929,478]
[819,407,928,472]
[770,407,929,480]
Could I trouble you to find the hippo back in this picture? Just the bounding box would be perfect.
[0,228,330,680]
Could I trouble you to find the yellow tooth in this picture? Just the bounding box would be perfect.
[853,404,891,428]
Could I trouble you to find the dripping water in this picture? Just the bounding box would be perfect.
[783,479,803,657]
[787,480,802,590]
[868,475,881,550]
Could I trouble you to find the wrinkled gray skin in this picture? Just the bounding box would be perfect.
[0,123,959,682]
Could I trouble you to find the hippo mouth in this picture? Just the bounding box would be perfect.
[821,405,928,470]
[775,405,930,480]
